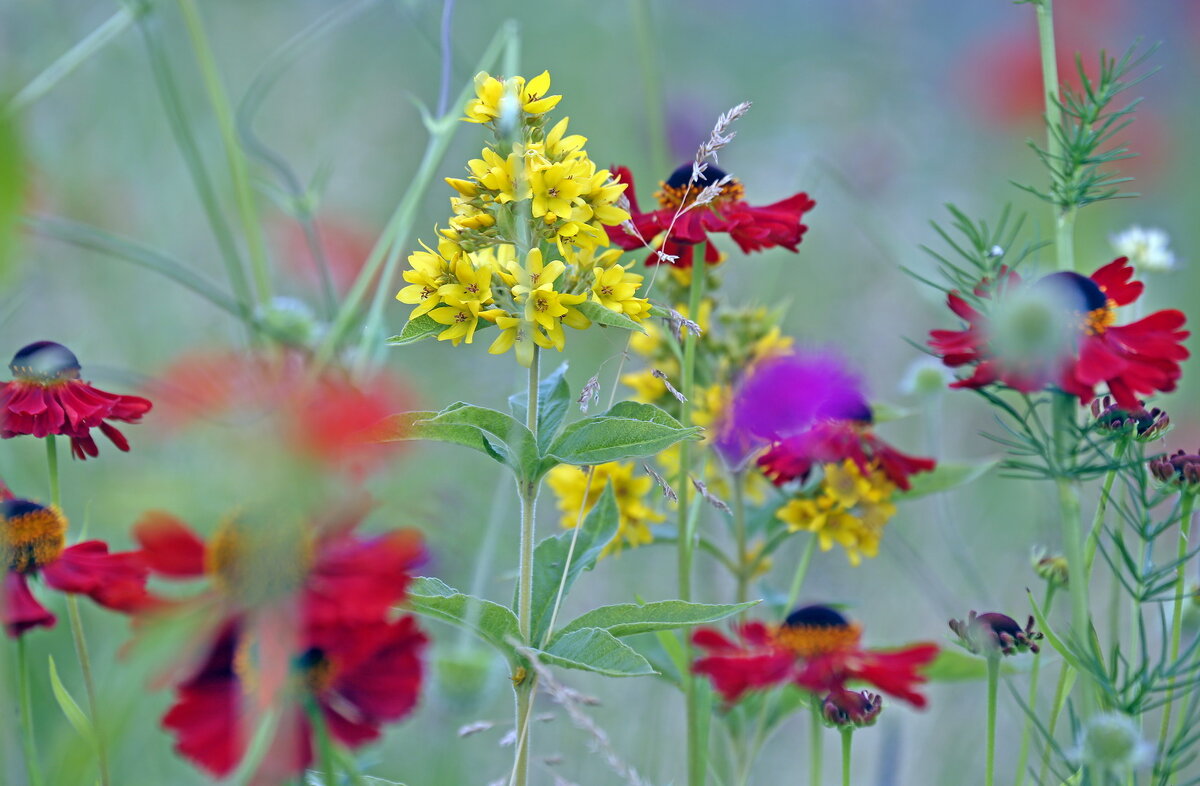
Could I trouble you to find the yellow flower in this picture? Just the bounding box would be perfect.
[507,248,566,301]
[591,264,650,321]
[690,385,730,432]
[444,177,479,197]
[547,462,664,556]
[527,289,588,351]
[448,199,496,232]
[428,301,485,345]
[396,240,455,317]
[486,313,540,368]
[776,460,897,566]
[467,148,530,204]
[628,320,664,358]
[437,255,494,308]
[463,70,562,124]
[543,117,587,160]
[579,166,631,227]
[530,160,587,220]
[749,326,794,364]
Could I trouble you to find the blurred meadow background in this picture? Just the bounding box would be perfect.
[1,0,1199,783]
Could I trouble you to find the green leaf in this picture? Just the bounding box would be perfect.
[47,656,95,747]
[551,600,757,645]
[529,486,619,645]
[544,401,701,468]
[576,300,647,333]
[387,313,442,345]
[894,458,998,502]
[406,577,521,663]
[923,648,1029,682]
[366,403,539,481]
[870,401,915,423]
[509,362,571,453]
[534,628,656,677]
[0,112,23,281]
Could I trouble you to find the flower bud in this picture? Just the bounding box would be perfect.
[1031,546,1069,588]
[1149,450,1200,488]
[822,689,882,728]
[1091,396,1169,441]
[949,611,1042,657]
[1078,712,1150,772]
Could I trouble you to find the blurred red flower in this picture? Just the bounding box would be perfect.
[607,164,815,268]
[928,258,1189,409]
[0,341,152,460]
[692,605,938,707]
[2,496,149,637]
[758,419,936,492]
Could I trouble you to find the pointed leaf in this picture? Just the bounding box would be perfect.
[0,112,24,281]
[48,656,95,747]
[509,362,571,453]
[365,410,506,464]
[405,577,521,662]
[894,458,999,502]
[923,648,1029,682]
[551,600,757,644]
[576,300,647,333]
[534,627,656,677]
[529,486,619,645]
[545,401,701,468]
[388,313,495,345]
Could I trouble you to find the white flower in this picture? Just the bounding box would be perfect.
[1110,225,1176,272]
[899,356,954,397]
[1075,712,1152,773]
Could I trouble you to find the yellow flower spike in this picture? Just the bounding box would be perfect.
[396,241,453,317]
[530,160,587,219]
[508,249,566,303]
[544,117,587,160]
[462,71,562,124]
[775,459,897,566]
[547,462,663,556]
[428,301,485,345]
[467,149,530,204]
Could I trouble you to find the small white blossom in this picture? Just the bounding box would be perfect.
[899,356,955,397]
[1110,225,1176,272]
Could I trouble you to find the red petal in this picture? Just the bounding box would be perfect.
[3,572,56,637]
[42,541,151,612]
[133,512,208,578]
[1090,258,1143,306]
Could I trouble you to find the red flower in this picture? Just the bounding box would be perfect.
[757,419,936,491]
[164,615,426,782]
[692,605,938,708]
[607,164,816,268]
[134,507,427,780]
[928,259,1189,409]
[2,497,149,637]
[0,342,152,460]
[152,349,411,477]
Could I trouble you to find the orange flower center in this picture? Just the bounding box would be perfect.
[206,517,312,605]
[773,621,863,658]
[1,501,67,573]
[1084,300,1118,336]
[655,177,745,212]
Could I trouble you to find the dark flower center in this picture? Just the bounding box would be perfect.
[1036,272,1115,335]
[296,647,337,694]
[1,499,67,572]
[9,341,82,383]
[655,163,745,211]
[774,604,862,657]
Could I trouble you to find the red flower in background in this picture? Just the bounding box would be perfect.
[152,350,412,477]
[758,418,936,492]
[928,258,1189,409]
[0,341,152,460]
[132,506,427,780]
[275,215,378,297]
[164,616,426,782]
[692,605,938,707]
[2,496,148,637]
[607,164,815,268]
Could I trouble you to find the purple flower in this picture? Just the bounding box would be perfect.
[715,350,868,469]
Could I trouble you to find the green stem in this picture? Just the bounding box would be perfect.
[1156,492,1194,770]
[678,260,706,786]
[1053,395,1092,718]
[16,637,43,786]
[46,438,110,786]
[1038,661,1073,785]
[629,0,669,177]
[8,6,141,114]
[840,728,852,786]
[986,653,1000,786]
[786,534,818,612]
[731,469,748,604]
[809,699,823,786]
[1032,0,1076,273]
[1084,440,1126,573]
[512,346,540,786]
[176,0,272,306]
[304,696,337,786]
[1014,586,1056,786]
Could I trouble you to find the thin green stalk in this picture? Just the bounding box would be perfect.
[731,469,748,604]
[46,437,110,786]
[1014,586,1056,786]
[786,534,818,612]
[16,637,43,786]
[304,696,337,786]
[1033,0,1075,273]
[511,347,540,786]
[986,653,1000,786]
[676,260,707,786]
[1053,395,1093,718]
[1156,492,1194,770]
[8,6,141,114]
[1038,661,1074,785]
[840,728,853,786]
[629,0,669,177]
[1084,439,1126,573]
[136,13,256,336]
[809,699,823,786]
[176,0,272,306]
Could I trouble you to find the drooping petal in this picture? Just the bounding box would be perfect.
[2,571,55,637]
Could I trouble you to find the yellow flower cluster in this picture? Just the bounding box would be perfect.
[546,462,665,556]
[775,459,898,566]
[397,71,648,366]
